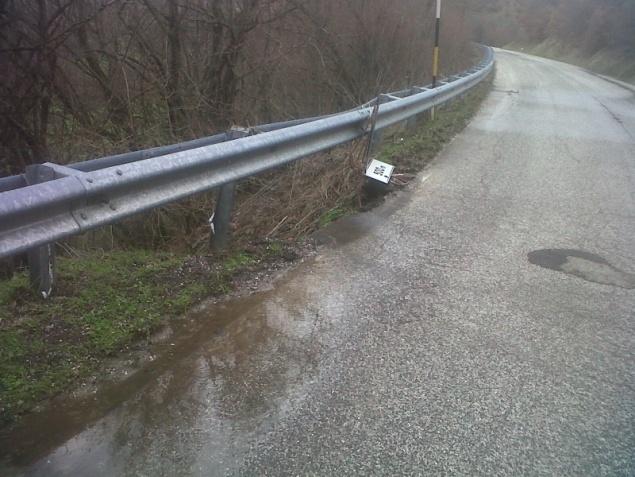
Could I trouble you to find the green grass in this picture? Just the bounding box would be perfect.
[265,241,283,256]
[319,206,353,227]
[0,246,285,426]
[223,251,257,272]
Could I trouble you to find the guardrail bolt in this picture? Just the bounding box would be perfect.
[211,182,236,251]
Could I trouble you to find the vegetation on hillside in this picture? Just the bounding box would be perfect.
[465,0,634,54]
[0,0,474,178]
[508,39,635,84]
[461,0,635,81]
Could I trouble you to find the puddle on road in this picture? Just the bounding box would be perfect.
[0,261,332,475]
[528,249,635,289]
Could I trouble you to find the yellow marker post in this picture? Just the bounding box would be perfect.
[431,0,441,120]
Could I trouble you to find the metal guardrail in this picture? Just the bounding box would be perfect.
[0,47,494,295]
[0,117,326,194]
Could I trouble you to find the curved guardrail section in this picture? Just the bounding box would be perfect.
[0,47,494,261]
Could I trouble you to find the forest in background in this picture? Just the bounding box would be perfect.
[0,0,474,177]
[466,0,635,82]
[466,0,635,57]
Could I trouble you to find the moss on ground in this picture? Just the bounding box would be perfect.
[0,243,288,426]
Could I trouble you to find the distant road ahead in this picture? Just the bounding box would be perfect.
[4,49,635,476]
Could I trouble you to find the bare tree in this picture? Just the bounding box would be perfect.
[0,0,76,172]
[0,0,476,176]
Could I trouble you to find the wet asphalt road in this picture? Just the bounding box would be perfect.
[4,50,635,476]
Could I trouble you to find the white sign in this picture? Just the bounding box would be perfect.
[365,159,395,184]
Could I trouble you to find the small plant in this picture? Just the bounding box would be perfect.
[223,252,256,272]
[319,206,351,227]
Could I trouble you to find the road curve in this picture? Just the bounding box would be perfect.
[3,49,635,476]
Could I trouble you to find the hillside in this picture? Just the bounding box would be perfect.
[507,39,635,84]
[457,0,635,83]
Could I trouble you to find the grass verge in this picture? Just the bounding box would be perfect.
[0,73,493,427]
[0,242,292,426]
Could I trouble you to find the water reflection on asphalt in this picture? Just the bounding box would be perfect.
[1,183,406,477]
[1,257,340,476]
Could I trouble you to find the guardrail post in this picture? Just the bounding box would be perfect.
[368,96,389,154]
[405,114,419,131]
[25,165,56,298]
[27,244,55,299]
[211,181,236,251]
[369,129,383,154]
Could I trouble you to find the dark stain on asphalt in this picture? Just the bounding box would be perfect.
[528,249,635,289]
